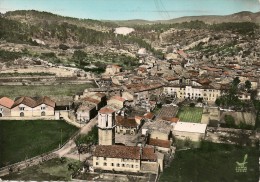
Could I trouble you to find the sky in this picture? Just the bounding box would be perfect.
[0,0,259,20]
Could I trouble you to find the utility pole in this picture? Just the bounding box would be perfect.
[60,129,63,148]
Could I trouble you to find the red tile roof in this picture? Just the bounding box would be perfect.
[142,147,157,161]
[94,145,157,161]
[36,96,55,108]
[144,112,155,120]
[148,138,171,149]
[94,145,140,160]
[110,95,125,102]
[0,97,14,109]
[99,107,115,114]
[83,97,100,104]
[13,97,36,108]
[115,116,138,128]
[161,117,179,123]
[12,96,55,108]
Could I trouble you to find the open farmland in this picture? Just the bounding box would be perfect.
[160,142,259,182]
[0,120,78,168]
[0,83,96,100]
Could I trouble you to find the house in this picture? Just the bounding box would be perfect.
[105,65,122,75]
[11,96,55,117]
[93,145,161,173]
[107,96,126,109]
[0,97,14,117]
[173,122,207,142]
[115,115,143,135]
[76,101,96,122]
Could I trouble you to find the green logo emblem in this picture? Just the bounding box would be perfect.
[235,154,248,173]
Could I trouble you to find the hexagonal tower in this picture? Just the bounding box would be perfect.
[98,107,115,145]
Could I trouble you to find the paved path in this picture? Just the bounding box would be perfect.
[54,117,97,158]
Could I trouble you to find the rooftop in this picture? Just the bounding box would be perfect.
[173,122,207,134]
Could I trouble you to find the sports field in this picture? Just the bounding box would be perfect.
[0,120,78,168]
[176,106,203,123]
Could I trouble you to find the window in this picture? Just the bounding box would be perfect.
[122,164,125,167]
[131,165,134,168]
[106,121,108,127]
[96,157,99,160]
[104,157,106,160]
[117,163,120,167]
[41,106,46,110]
[19,107,25,111]
[111,163,114,166]
[41,112,45,116]
[0,108,3,112]
[96,162,99,165]
[104,162,107,166]
[136,165,139,168]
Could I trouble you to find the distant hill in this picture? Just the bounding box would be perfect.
[4,10,117,32]
[112,11,260,26]
[163,11,260,24]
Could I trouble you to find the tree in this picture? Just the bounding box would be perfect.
[232,77,240,88]
[245,80,251,91]
[224,115,235,128]
[215,98,221,106]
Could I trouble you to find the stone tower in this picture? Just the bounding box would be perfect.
[98,107,115,145]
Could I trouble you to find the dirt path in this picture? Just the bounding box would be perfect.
[54,117,98,158]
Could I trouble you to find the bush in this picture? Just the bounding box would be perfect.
[59,44,69,50]
[189,103,195,107]
[224,115,235,128]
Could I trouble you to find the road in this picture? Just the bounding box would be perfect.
[54,116,98,160]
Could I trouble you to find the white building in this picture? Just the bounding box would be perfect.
[173,122,207,142]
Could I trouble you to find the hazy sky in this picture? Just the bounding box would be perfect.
[0,0,259,20]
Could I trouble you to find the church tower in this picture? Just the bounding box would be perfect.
[98,107,115,145]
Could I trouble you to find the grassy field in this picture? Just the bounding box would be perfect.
[176,106,203,123]
[2,158,80,181]
[0,120,78,168]
[159,142,259,182]
[0,83,96,100]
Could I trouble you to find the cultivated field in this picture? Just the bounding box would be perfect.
[0,83,96,100]
[0,120,78,168]
[177,106,203,123]
[160,142,259,182]
[2,158,80,181]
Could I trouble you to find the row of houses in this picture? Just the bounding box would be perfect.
[0,96,55,117]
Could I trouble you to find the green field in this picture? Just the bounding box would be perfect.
[0,120,78,168]
[159,142,259,182]
[2,158,80,181]
[0,83,96,100]
[177,106,203,123]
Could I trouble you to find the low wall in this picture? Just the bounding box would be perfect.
[0,150,59,177]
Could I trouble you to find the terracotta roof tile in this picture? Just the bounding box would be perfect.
[94,145,140,160]
[99,107,115,114]
[110,95,125,102]
[13,97,36,108]
[0,97,14,109]
[115,116,138,128]
[148,138,171,149]
[142,147,157,161]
